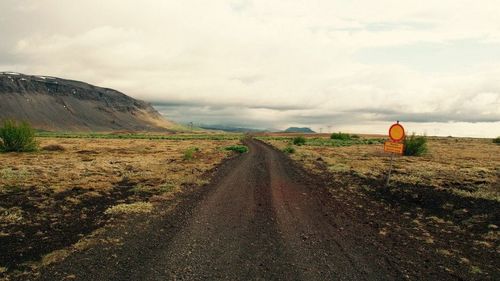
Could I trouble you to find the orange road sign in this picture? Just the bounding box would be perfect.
[384,141,404,154]
[389,123,405,142]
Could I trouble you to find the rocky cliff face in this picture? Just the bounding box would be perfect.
[0,72,175,131]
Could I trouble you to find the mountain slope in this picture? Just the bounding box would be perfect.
[0,72,175,132]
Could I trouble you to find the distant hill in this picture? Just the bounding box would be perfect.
[0,72,176,132]
[199,124,268,133]
[284,127,316,133]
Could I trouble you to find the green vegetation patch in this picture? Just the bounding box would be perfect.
[403,134,428,156]
[292,136,306,146]
[225,145,249,153]
[282,146,296,154]
[257,136,384,147]
[183,147,200,160]
[330,132,352,140]
[0,119,38,152]
[493,137,500,144]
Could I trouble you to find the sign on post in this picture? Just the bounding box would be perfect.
[384,141,404,154]
[388,123,405,142]
[385,121,405,187]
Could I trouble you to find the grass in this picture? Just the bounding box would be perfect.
[104,202,154,215]
[0,207,24,224]
[292,136,306,146]
[0,136,241,277]
[330,132,352,140]
[257,136,384,147]
[0,119,38,152]
[35,131,242,140]
[263,136,500,202]
[403,134,428,156]
[225,145,249,153]
[183,147,200,160]
[283,146,296,154]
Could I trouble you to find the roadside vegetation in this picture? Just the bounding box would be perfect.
[0,119,38,152]
[258,135,384,147]
[225,145,248,153]
[183,147,200,160]
[493,136,500,144]
[403,134,428,156]
[0,136,242,277]
[263,135,499,279]
[292,136,306,146]
[35,131,242,140]
[282,146,296,154]
[330,132,352,140]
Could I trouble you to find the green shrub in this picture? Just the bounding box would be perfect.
[403,134,427,156]
[330,132,351,140]
[292,136,306,146]
[493,137,500,144]
[183,147,199,160]
[282,146,296,154]
[0,120,38,152]
[351,134,360,139]
[225,145,248,153]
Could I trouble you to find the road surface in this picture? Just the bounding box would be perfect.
[32,139,406,280]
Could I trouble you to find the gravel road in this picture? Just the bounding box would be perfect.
[29,139,423,280]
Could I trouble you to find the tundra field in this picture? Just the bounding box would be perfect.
[0,133,499,280]
[0,134,241,279]
[258,134,499,278]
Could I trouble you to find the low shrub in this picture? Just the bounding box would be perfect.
[225,145,248,153]
[0,119,38,152]
[330,132,351,141]
[493,137,500,144]
[292,136,306,146]
[351,134,360,139]
[403,134,428,156]
[183,147,200,160]
[283,146,296,154]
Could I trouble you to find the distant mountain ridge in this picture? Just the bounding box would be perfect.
[0,72,175,131]
[284,127,316,133]
[198,124,270,133]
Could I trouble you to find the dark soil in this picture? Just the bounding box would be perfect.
[0,180,141,274]
[5,138,500,280]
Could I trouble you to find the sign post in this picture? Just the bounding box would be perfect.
[384,121,405,187]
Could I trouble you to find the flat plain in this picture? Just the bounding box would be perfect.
[0,134,241,278]
[260,134,499,279]
[0,133,499,280]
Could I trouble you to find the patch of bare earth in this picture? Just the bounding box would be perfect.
[264,136,500,280]
[0,137,239,279]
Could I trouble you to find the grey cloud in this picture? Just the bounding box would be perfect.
[346,108,500,123]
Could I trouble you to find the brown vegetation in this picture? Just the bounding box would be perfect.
[263,135,500,279]
[0,137,239,277]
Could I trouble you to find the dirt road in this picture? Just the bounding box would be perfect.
[30,139,452,280]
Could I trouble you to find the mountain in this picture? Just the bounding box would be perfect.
[284,127,316,133]
[0,72,176,132]
[198,124,269,133]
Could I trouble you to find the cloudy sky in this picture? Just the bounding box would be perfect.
[1,0,500,137]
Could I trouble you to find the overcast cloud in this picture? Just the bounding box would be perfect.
[1,0,500,137]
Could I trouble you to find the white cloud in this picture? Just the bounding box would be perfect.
[1,0,500,136]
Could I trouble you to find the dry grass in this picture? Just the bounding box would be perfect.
[105,202,154,215]
[265,135,500,278]
[266,137,500,201]
[0,137,238,193]
[0,136,239,277]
